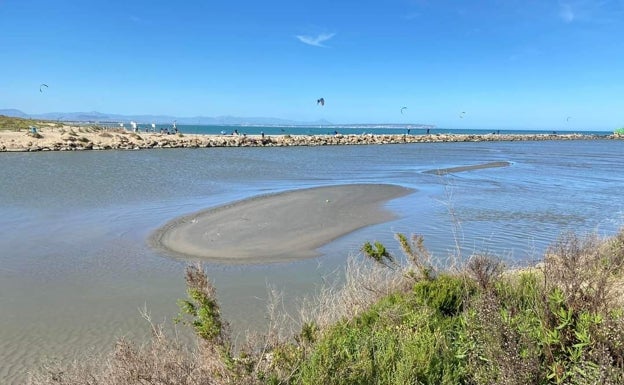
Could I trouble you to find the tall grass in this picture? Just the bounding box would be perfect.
[29,229,624,385]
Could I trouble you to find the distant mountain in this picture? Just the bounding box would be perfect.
[0,109,332,127]
[0,109,29,118]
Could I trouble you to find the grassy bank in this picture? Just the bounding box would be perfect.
[0,115,62,131]
[30,230,624,384]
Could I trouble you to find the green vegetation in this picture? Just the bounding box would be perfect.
[297,275,474,385]
[175,264,229,345]
[30,230,624,385]
[0,115,48,131]
[0,115,105,132]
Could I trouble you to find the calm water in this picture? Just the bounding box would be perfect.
[1,140,623,383]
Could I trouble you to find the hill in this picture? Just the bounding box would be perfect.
[0,109,332,126]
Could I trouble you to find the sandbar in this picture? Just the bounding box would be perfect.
[424,161,511,175]
[150,184,413,264]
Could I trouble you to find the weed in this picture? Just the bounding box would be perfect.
[175,263,229,346]
[362,233,437,281]
[544,230,624,314]
[466,253,505,290]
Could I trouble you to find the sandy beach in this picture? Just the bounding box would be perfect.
[150,184,413,263]
[0,126,619,152]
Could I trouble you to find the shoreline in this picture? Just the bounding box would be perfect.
[149,184,413,264]
[0,126,621,152]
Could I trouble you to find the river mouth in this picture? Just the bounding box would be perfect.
[2,141,623,384]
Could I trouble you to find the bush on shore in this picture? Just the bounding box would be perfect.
[29,229,624,385]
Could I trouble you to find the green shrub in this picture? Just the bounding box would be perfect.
[413,274,475,317]
[463,242,624,385]
[298,275,473,385]
[175,264,229,347]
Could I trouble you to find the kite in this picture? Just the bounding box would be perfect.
[566,116,571,122]
[39,84,48,92]
[317,97,325,106]
[459,111,466,118]
[400,107,407,114]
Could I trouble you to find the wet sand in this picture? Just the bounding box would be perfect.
[150,184,413,263]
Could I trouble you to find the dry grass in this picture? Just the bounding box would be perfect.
[543,230,624,313]
[298,254,412,330]
[27,251,413,385]
[465,253,505,290]
[29,321,224,385]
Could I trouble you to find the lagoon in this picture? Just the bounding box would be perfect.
[1,139,623,383]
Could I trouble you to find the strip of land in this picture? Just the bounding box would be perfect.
[424,161,511,175]
[150,184,413,264]
[0,125,620,152]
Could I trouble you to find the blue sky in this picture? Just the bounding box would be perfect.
[1,0,622,130]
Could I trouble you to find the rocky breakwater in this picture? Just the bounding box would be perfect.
[0,129,618,152]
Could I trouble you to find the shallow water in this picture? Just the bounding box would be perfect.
[1,140,623,383]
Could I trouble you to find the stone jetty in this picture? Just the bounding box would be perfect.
[0,128,621,152]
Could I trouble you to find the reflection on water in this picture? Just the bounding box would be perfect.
[1,140,623,383]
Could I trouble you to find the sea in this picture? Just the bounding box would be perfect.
[0,127,623,383]
[127,123,614,137]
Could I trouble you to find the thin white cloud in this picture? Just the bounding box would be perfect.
[557,0,624,24]
[559,3,575,22]
[295,33,336,47]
